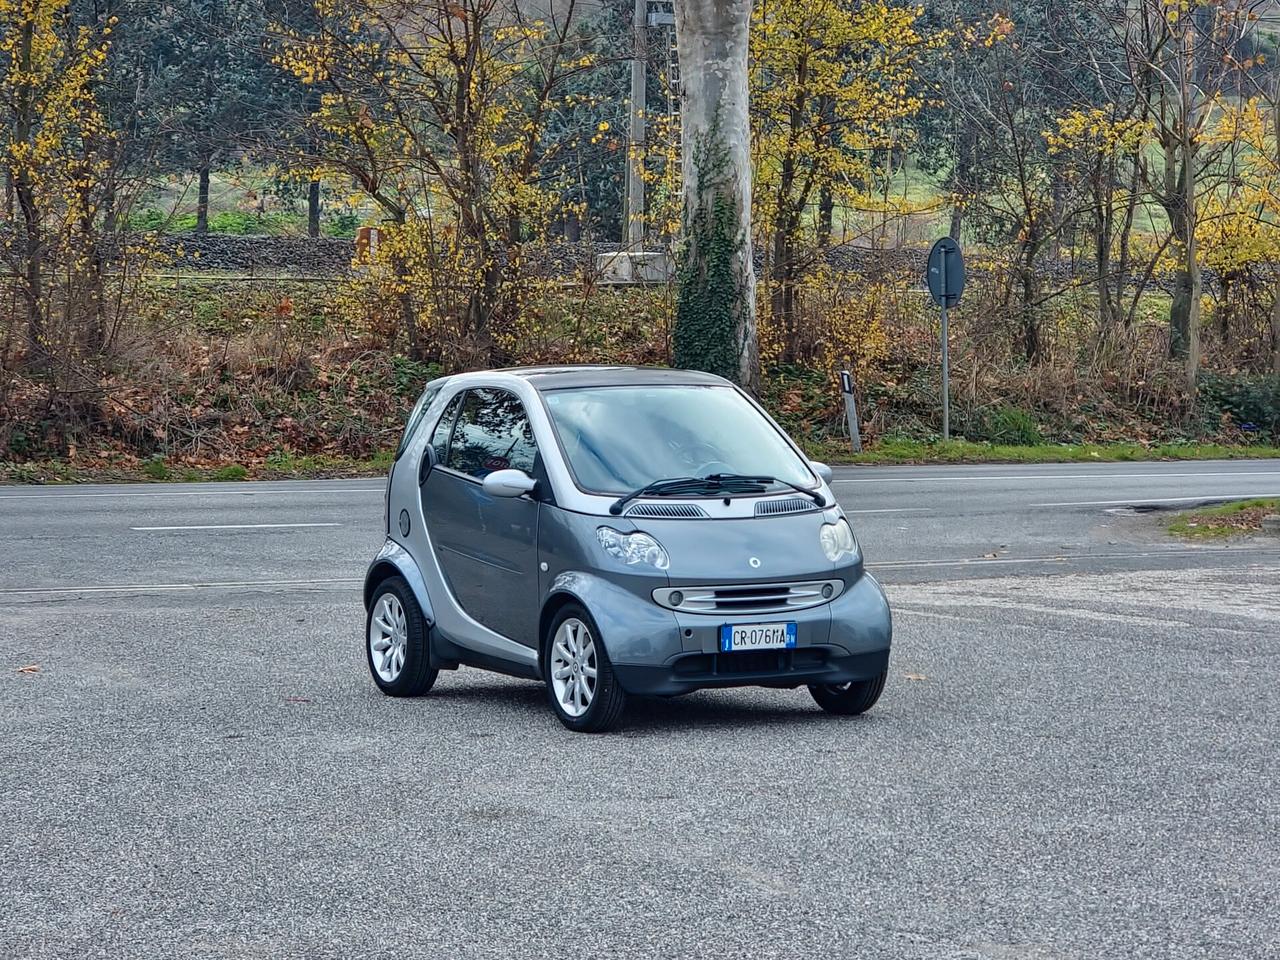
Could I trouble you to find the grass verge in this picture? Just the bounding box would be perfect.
[1167,498,1280,540]
[4,441,1279,484]
[0,451,395,485]
[803,438,1280,465]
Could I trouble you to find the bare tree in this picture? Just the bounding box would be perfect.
[1119,0,1263,386]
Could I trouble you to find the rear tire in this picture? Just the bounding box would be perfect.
[809,670,886,715]
[366,576,438,697]
[544,604,627,733]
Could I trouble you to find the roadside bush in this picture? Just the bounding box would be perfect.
[968,404,1044,445]
[1199,373,1280,441]
[762,365,842,442]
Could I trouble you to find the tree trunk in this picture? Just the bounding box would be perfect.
[1115,152,1140,329]
[672,0,758,392]
[13,15,45,372]
[18,186,44,369]
[390,248,422,362]
[1168,258,1200,359]
[771,225,798,364]
[1168,22,1200,391]
[1271,280,1280,375]
[1167,162,1201,387]
[1020,260,1040,363]
[815,96,835,248]
[817,185,834,249]
[307,180,321,238]
[196,165,211,234]
[949,126,975,241]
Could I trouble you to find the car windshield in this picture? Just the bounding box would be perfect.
[542,385,816,495]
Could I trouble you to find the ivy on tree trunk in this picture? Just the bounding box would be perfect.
[673,0,759,392]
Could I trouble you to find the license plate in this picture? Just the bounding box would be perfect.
[720,622,797,652]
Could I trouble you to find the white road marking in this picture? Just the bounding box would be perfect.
[846,507,931,514]
[832,470,1280,484]
[0,577,361,597]
[5,548,1275,600]
[0,488,382,501]
[130,522,343,531]
[872,547,1272,569]
[1029,495,1280,507]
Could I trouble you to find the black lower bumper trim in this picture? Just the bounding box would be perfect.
[612,648,889,697]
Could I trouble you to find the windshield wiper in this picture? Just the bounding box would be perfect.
[608,475,770,516]
[703,474,827,509]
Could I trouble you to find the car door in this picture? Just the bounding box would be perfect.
[420,388,541,648]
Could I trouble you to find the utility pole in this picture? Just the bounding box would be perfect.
[624,0,646,248]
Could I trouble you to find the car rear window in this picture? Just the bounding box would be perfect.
[395,385,442,461]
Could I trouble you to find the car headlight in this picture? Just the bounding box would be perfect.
[820,518,858,562]
[596,527,670,570]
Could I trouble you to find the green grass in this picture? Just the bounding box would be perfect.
[142,457,169,480]
[263,449,395,477]
[802,438,1280,465]
[0,452,396,485]
[5,441,1279,485]
[1168,498,1280,540]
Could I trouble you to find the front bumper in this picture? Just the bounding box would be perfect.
[563,568,892,697]
[612,647,889,697]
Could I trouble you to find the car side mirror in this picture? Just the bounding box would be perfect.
[810,460,833,484]
[482,468,538,499]
[418,445,437,486]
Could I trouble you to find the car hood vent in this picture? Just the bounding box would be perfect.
[625,502,709,519]
[755,497,818,516]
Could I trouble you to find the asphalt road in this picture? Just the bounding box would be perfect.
[1,461,1278,959]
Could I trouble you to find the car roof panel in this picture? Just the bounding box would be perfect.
[491,365,732,391]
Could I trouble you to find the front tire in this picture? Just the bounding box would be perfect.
[544,604,627,732]
[366,576,438,697]
[809,670,887,715]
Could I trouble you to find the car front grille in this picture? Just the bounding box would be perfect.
[651,579,844,614]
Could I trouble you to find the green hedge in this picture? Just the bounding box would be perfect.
[1199,373,1280,441]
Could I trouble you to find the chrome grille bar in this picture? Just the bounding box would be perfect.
[652,579,844,614]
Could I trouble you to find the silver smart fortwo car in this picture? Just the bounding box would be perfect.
[363,366,892,732]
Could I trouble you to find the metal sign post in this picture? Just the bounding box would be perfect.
[840,370,862,453]
[926,237,966,441]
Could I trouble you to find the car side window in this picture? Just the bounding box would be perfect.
[446,389,538,480]
[429,393,464,465]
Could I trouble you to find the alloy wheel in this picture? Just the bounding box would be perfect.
[369,593,408,682]
[550,617,598,718]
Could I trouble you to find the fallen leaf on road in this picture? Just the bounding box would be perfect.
[284,696,311,704]
[904,673,927,681]
[17,664,40,674]
[983,552,999,559]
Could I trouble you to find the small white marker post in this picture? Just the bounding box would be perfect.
[840,370,863,453]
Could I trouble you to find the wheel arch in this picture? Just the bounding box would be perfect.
[539,570,680,669]
[538,590,585,674]
[363,540,434,624]
[364,560,401,610]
